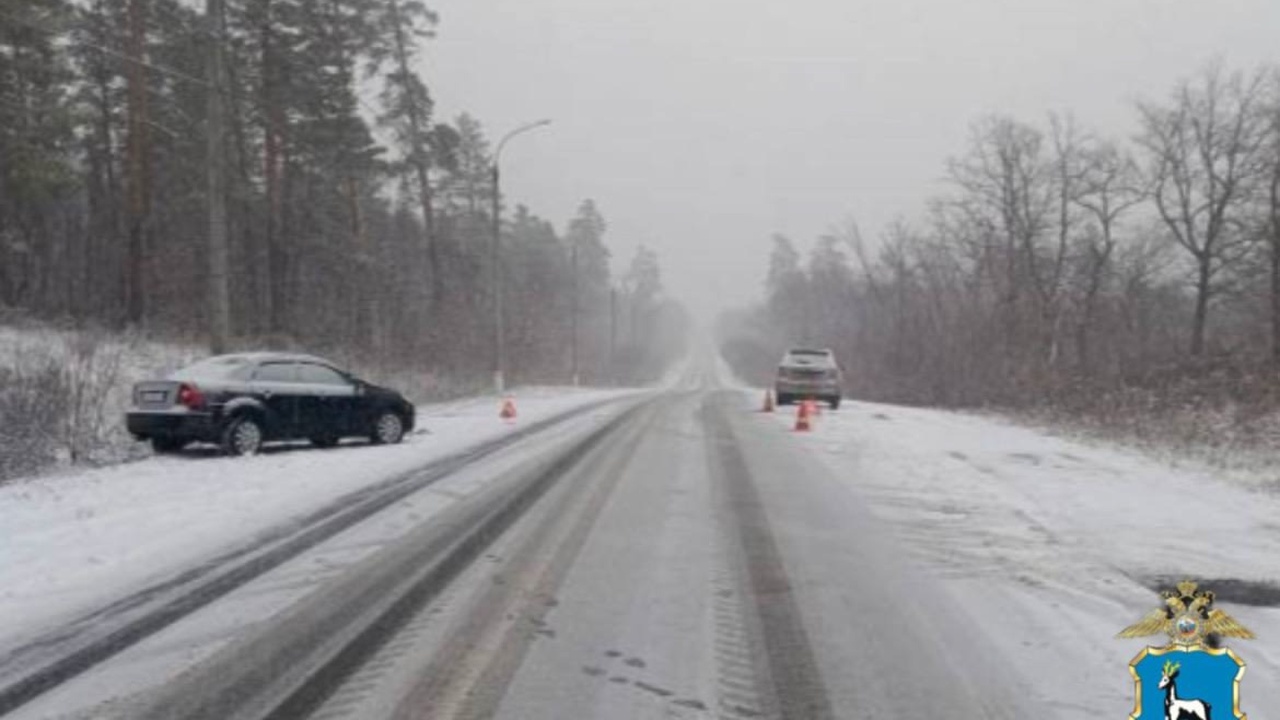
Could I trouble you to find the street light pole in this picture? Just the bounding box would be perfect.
[491,119,552,394]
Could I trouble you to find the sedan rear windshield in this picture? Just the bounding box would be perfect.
[170,356,255,381]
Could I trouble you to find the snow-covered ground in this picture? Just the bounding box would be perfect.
[754,394,1280,715]
[8,353,1275,716]
[0,387,641,651]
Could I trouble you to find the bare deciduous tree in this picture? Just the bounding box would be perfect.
[1070,135,1146,369]
[1136,64,1270,356]
[1259,69,1280,363]
[946,116,1058,379]
[721,61,1280,423]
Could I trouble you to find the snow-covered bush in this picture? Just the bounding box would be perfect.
[0,325,196,483]
[0,353,66,480]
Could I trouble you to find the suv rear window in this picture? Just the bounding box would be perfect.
[782,350,838,370]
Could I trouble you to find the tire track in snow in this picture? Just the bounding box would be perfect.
[0,395,633,716]
[703,394,834,720]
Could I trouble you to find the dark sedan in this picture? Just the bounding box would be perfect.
[126,352,415,456]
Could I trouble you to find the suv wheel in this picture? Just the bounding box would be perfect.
[221,415,264,456]
[829,396,841,410]
[370,411,405,445]
[151,436,187,454]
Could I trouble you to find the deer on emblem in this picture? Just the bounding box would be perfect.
[1159,660,1211,720]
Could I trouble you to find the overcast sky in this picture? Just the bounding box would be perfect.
[422,0,1280,321]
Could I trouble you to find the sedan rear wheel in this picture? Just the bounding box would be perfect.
[370,411,405,445]
[221,416,264,456]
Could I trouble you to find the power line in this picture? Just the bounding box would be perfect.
[1,6,444,265]
[82,37,213,88]
[1,3,423,206]
[0,6,212,89]
[1,6,408,116]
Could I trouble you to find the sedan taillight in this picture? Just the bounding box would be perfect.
[177,382,205,410]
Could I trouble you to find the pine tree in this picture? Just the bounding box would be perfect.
[0,0,76,311]
[565,199,610,382]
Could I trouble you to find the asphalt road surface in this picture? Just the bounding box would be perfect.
[8,373,1073,719]
[303,387,1042,719]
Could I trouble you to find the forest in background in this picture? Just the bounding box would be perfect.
[0,0,689,391]
[720,63,1280,460]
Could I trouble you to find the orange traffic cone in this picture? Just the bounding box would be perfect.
[762,389,775,413]
[500,397,517,422]
[794,400,812,432]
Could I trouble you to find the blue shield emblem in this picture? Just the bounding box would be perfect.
[1129,646,1246,719]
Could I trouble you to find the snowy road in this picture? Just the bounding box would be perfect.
[439,390,1041,718]
[0,387,639,652]
[3,369,1278,718]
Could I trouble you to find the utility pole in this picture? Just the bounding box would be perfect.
[125,0,150,325]
[491,162,503,392]
[491,119,552,394]
[206,0,230,353]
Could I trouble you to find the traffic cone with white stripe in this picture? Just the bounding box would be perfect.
[794,399,812,432]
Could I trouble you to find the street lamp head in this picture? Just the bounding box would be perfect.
[495,118,554,163]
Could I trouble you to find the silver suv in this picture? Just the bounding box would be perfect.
[775,348,843,409]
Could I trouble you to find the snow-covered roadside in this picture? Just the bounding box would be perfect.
[0,387,640,651]
[752,393,1280,716]
[0,326,202,478]
[0,321,565,482]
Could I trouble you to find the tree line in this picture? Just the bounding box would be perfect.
[720,62,1280,412]
[0,0,686,387]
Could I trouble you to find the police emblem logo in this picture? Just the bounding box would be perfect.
[1119,580,1254,719]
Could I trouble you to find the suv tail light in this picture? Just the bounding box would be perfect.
[177,383,205,410]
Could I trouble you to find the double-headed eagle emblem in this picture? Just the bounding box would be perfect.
[1117,580,1254,647]
[1120,580,1254,719]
